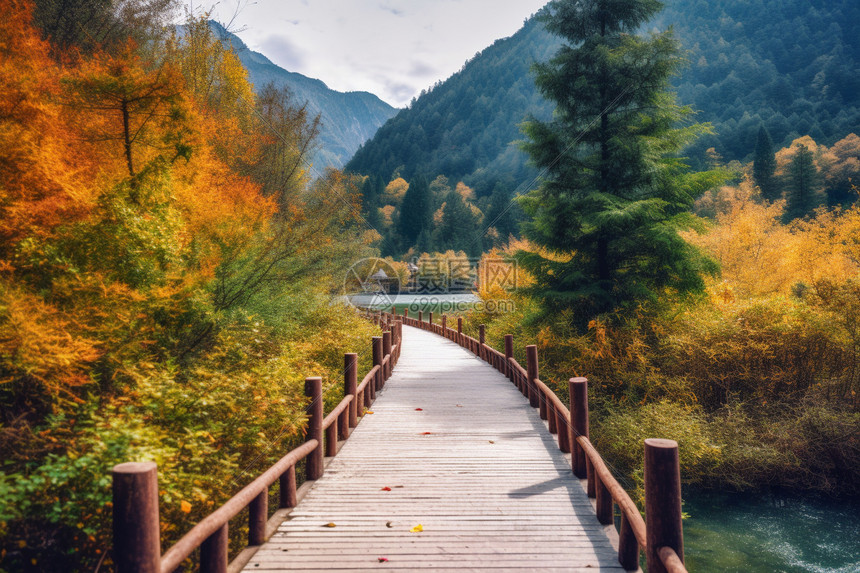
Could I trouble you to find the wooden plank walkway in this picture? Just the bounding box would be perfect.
[243,324,624,572]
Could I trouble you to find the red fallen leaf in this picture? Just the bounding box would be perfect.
[381,486,392,491]
[420,432,432,435]
[378,557,389,562]
[415,408,423,411]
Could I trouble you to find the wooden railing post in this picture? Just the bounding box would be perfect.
[618,513,640,570]
[395,320,403,361]
[248,490,267,545]
[305,377,323,481]
[326,419,338,457]
[418,310,423,325]
[345,353,358,429]
[372,336,383,392]
[429,311,433,327]
[441,315,447,338]
[382,331,392,379]
[457,317,463,345]
[112,462,160,573]
[404,308,408,318]
[557,405,571,454]
[504,335,513,380]
[645,439,684,573]
[570,377,589,479]
[200,523,228,573]
[525,345,540,409]
[279,465,297,509]
[479,324,486,360]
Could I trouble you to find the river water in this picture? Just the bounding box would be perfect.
[683,490,860,571]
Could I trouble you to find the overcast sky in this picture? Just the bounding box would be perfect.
[197,0,549,108]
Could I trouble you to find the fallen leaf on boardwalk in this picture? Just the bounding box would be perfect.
[415,408,423,411]
[378,557,389,563]
[409,524,423,533]
[381,486,392,491]
[180,500,191,513]
[456,404,463,407]
[386,521,393,528]
[323,522,337,528]
[365,411,374,415]
[489,440,495,444]
[420,432,432,435]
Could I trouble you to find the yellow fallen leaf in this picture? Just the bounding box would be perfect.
[365,411,374,415]
[180,500,191,513]
[409,524,423,533]
[324,522,337,528]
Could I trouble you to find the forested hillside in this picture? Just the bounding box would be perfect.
[347,0,859,198]
[660,0,860,164]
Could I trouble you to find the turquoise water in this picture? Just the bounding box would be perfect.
[683,491,860,572]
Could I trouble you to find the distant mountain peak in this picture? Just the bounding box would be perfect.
[206,20,397,170]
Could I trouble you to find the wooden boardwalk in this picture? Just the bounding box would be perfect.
[243,324,624,572]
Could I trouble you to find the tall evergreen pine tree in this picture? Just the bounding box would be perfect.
[753,125,780,201]
[783,144,821,222]
[397,176,432,246]
[518,0,721,319]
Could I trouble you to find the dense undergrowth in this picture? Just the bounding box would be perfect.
[0,2,379,570]
[464,181,860,502]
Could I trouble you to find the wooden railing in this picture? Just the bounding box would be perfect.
[387,308,686,573]
[111,318,403,573]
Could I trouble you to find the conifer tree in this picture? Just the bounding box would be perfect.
[753,125,780,201]
[397,175,431,246]
[783,144,821,222]
[436,190,481,257]
[518,0,721,318]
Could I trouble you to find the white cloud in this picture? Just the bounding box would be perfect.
[198,0,549,107]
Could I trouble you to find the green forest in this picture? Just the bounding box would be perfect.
[347,0,860,219]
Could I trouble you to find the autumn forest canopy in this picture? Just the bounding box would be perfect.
[1,0,380,569]
[1,0,859,570]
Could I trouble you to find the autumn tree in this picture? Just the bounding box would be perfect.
[753,125,780,201]
[242,83,321,209]
[63,44,189,180]
[821,133,860,207]
[518,0,721,319]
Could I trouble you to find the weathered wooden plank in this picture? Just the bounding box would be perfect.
[242,325,622,572]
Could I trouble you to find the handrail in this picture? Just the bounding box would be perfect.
[159,439,318,572]
[577,435,647,547]
[322,394,353,430]
[391,308,686,573]
[357,364,379,393]
[659,546,686,572]
[112,313,403,573]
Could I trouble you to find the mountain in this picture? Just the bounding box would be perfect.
[346,0,860,195]
[210,21,397,171]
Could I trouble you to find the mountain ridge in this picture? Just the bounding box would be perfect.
[208,21,398,171]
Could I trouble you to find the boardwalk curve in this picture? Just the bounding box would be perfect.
[243,325,623,572]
